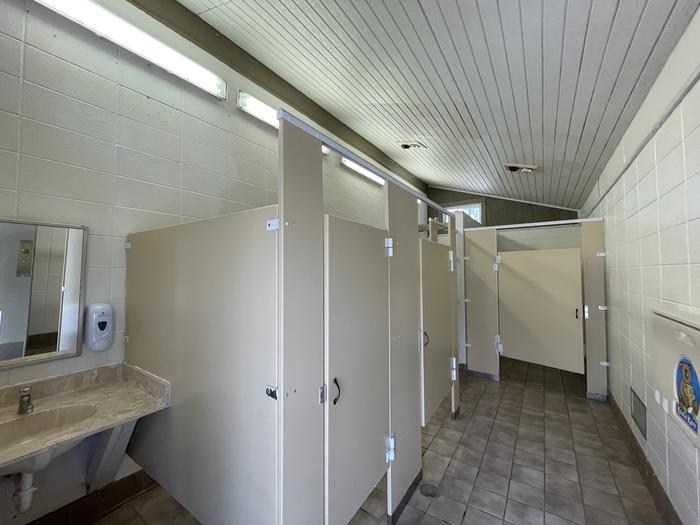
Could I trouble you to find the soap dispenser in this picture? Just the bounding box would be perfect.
[85,303,113,352]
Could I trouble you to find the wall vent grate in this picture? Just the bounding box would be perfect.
[630,388,647,439]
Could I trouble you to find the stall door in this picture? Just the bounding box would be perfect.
[324,215,389,525]
[420,239,454,426]
[499,248,584,373]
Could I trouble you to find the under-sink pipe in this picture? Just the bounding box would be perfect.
[13,473,37,514]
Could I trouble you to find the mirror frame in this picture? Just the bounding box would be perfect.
[0,219,88,371]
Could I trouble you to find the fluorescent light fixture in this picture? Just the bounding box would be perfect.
[237,90,279,129]
[34,0,227,100]
[340,157,385,186]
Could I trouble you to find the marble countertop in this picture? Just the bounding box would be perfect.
[0,363,169,470]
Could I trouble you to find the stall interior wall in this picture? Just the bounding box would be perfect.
[581,9,700,522]
[0,0,384,387]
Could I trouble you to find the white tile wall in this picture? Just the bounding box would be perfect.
[0,0,386,385]
[588,80,700,525]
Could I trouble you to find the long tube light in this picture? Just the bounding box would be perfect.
[237,91,331,156]
[340,157,385,186]
[33,0,227,100]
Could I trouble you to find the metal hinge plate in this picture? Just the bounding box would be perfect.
[266,218,279,231]
[265,385,278,400]
[450,356,457,382]
[319,384,327,404]
[386,434,396,462]
[495,334,503,354]
[600,361,610,367]
[584,305,590,320]
[449,250,455,272]
[596,252,606,257]
[124,242,131,250]
[385,237,394,257]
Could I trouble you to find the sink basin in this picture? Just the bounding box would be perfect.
[0,404,97,475]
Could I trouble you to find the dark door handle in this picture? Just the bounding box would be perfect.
[332,377,341,405]
[423,331,430,347]
[575,308,579,319]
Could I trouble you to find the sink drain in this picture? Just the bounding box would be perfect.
[419,483,439,497]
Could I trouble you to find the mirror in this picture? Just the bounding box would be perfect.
[0,220,86,368]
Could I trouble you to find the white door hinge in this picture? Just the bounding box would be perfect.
[124,242,131,250]
[584,305,590,320]
[492,256,501,272]
[450,357,457,382]
[465,343,472,348]
[495,334,503,354]
[385,237,394,257]
[465,298,471,303]
[386,434,396,462]
[319,384,327,404]
[266,218,279,231]
[600,361,610,367]
[449,250,455,272]
[596,252,606,257]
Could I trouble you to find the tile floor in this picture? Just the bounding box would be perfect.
[100,357,667,525]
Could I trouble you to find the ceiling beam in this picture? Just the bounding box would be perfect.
[126,0,427,193]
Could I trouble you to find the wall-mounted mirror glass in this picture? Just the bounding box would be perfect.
[0,220,86,368]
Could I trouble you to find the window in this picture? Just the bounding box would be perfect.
[447,203,482,224]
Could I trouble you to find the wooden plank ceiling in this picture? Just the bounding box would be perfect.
[178,0,699,209]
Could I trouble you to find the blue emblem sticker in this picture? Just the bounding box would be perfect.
[675,356,699,433]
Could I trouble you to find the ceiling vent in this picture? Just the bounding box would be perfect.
[398,140,426,150]
[503,163,538,173]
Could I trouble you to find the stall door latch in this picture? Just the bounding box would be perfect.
[265,385,278,400]
[385,434,396,463]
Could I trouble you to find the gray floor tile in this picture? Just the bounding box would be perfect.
[620,497,665,525]
[394,505,425,525]
[544,474,581,502]
[511,464,545,489]
[350,508,381,525]
[544,459,579,483]
[437,427,464,444]
[426,494,466,525]
[475,469,510,496]
[429,435,459,456]
[446,458,479,483]
[469,487,506,518]
[96,504,145,525]
[505,499,545,525]
[584,504,629,525]
[578,466,618,494]
[616,478,654,505]
[480,454,513,478]
[465,506,504,525]
[544,445,576,466]
[361,488,387,518]
[454,444,485,466]
[544,493,585,524]
[514,449,546,471]
[508,479,545,509]
[581,485,625,516]
[439,474,474,503]
[544,512,577,524]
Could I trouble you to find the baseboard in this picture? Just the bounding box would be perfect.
[29,469,155,525]
[609,396,681,525]
[386,469,422,525]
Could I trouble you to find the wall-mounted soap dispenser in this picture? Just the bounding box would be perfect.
[85,303,113,352]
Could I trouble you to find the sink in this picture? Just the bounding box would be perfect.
[0,404,97,475]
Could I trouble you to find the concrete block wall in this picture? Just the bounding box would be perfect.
[582,8,700,523]
[0,0,385,386]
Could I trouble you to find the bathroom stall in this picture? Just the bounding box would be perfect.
[125,113,453,524]
[419,236,457,425]
[463,219,607,398]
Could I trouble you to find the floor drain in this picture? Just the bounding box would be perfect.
[419,484,439,497]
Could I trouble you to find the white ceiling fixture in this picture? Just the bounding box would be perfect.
[181,0,697,208]
[35,0,227,99]
[503,163,538,174]
[340,157,385,186]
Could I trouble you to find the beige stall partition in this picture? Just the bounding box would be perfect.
[465,230,499,377]
[324,215,389,525]
[499,248,584,374]
[420,239,454,425]
[278,120,324,525]
[581,221,607,399]
[385,185,422,516]
[126,207,278,525]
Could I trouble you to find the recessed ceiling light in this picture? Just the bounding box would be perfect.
[398,140,426,150]
[503,163,538,173]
